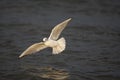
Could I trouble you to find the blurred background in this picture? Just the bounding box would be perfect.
[0,0,120,80]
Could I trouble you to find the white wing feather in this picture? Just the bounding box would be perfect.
[19,42,47,58]
[48,18,71,40]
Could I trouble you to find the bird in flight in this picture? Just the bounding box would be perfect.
[19,18,71,58]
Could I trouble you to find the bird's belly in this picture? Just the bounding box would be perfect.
[45,40,58,47]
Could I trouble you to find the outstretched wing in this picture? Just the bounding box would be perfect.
[19,42,47,58]
[48,18,71,40]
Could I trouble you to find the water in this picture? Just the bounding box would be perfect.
[0,0,120,80]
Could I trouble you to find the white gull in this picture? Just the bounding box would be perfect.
[19,18,71,58]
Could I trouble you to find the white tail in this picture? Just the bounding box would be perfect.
[52,37,66,54]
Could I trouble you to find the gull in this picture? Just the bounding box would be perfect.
[19,18,71,58]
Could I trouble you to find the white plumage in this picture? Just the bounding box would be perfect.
[52,37,66,54]
[19,18,71,58]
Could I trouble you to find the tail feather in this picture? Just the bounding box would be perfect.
[52,37,66,54]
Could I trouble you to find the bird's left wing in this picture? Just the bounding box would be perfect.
[48,18,71,40]
[19,42,47,58]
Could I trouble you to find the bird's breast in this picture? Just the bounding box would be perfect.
[44,40,58,47]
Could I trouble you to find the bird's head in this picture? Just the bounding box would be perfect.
[43,37,48,42]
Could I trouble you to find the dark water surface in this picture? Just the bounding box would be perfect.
[0,0,120,80]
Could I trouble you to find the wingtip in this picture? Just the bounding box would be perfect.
[64,18,72,23]
[19,55,22,58]
[67,18,72,21]
[19,54,24,58]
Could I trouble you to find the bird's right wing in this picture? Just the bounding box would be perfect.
[19,42,47,58]
[48,18,71,40]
